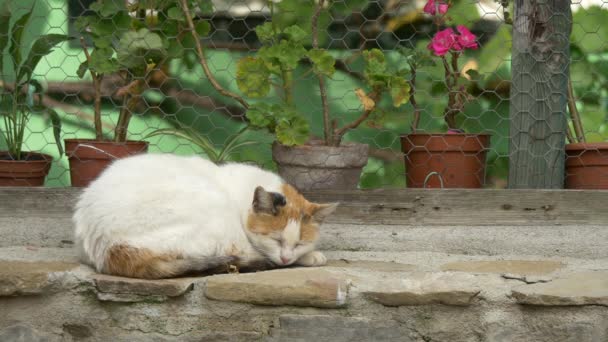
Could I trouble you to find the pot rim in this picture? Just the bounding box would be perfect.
[64,138,149,146]
[565,142,608,151]
[0,151,53,163]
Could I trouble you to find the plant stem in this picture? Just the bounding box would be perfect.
[333,89,381,146]
[178,0,249,109]
[79,37,103,140]
[567,77,585,143]
[442,55,457,129]
[281,69,294,106]
[408,62,420,132]
[312,0,332,145]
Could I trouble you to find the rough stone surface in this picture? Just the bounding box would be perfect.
[363,272,481,306]
[0,260,78,296]
[205,268,350,308]
[326,259,415,272]
[0,324,51,342]
[269,315,411,342]
[512,271,608,306]
[441,260,564,275]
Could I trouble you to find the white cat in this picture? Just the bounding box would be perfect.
[73,153,337,279]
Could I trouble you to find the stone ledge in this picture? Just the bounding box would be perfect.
[511,271,608,306]
[362,272,482,306]
[441,260,564,276]
[205,268,350,308]
[92,274,196,302]
[0,260,79,296]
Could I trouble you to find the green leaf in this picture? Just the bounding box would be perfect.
[196,0,213,15]
[195,20,211,37]
[46,107,63,156]
[236,57,271,98]
[465,69,482,82]
[167,7,184,21]
[145,127,220,161]
[77,61,88,79]
[90,0,126,17]
[216,126,256,162]
[9,5,34,71]
[258,40,306,73]
[283,25,308,43]
[74,16,90,32]
[255,22,276,43]
[363,48,390,87]
[389,76,410,107]
[90,47,119,75]
[117,28,167,69]
[246,103,276,129]
[0,2,11,75]
[276,114,309,146]
[307,49,335,76]
[17,34,72,83]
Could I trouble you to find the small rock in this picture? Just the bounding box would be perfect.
[0,260,78,296]
[92,274,195,301]
[363,272,481,306]
[511,271,608,306]
[441,260,563,276]
[205,268,349,308]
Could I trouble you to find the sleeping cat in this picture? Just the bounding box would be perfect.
[73,153,337,279]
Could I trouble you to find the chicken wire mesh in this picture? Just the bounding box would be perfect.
[0,0,606,189]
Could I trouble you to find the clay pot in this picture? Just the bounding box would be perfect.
[65,139,148,187]
[400,133,491,188]
[0,152,52,186]
[565,142,608,189]
[272,141,369,191]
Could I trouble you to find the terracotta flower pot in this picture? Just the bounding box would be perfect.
[272,141,369,191]
[565,142,608,189]
[400,133,491,188]
[65,139,148,187]
[0,152,52,186]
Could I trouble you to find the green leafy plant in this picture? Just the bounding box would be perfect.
[235,0,409,147]
[144,125,257,163]
[0,2,71,160]
[76,0,211,142]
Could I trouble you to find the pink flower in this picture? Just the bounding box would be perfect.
[455,25,478,50]
[423,0,449,15]
[427,28,456,56]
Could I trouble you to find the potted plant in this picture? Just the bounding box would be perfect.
[66,0,210,186]
[564,76,608,189]
[399,0,490,188]
[0,3,70,186]
[232,0,409,190]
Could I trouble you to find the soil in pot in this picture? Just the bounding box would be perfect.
[565,142,608,189]
[65,139,148,187]
[272,141,369,191]
[401,133,491,188]
[0,152,53,186]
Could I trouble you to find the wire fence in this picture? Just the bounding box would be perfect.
[0,0,606,190]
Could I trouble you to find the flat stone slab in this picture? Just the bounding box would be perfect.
[326,259,415,272]
[205,268,350,308]
[511,271,608,306]
[0,260,78,296]
[363,272,481,306]
[92,274,195,302]
[441,260,564,275]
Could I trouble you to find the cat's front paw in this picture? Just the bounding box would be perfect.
[296,251,327,267]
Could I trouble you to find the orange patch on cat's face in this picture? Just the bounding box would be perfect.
[246,184,320,242]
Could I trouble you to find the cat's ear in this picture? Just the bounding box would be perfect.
[311,203,339,222]
[253,186,286,215]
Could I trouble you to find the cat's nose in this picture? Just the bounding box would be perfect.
[281,256,290,264]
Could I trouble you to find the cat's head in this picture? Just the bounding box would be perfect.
[246,184,338,266]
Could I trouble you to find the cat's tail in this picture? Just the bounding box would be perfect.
[102,244,238,279]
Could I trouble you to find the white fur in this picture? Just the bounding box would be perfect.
[73,153,309,272]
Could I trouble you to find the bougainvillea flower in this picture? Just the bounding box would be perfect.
[428,28,456,56]
[423,0,449,15]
